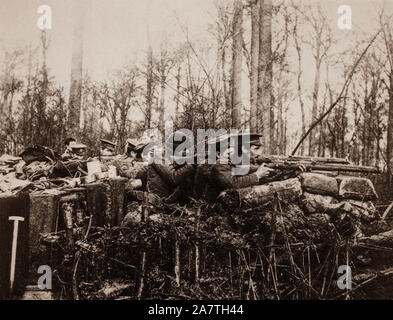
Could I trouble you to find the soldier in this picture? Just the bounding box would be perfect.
[62,139,87,161]
[125,138,138,159]
[100,139,117,157]
[61,137,76,160]
[119,137,154,190]
[146,133,195,204]
[197,133,274,202]
[247,133,264,157]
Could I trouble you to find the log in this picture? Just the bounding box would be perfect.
[299,172,339,197]
[301,192,340,215]
[359,229,393,246]
[235,178,303,207]
[338,176,378,200]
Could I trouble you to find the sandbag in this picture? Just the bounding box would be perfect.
[301,192,340,215]
[338,176,378,200]
[236,178,303,206]
[299,172,339,197]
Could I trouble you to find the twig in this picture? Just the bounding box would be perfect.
[382,201,393,220]
[267,195,278,285]
[174,232,181,287]
[195,207,201,285]
[71,213,93,300]
[137,195,149,299]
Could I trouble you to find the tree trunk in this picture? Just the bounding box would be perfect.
[294,23,306,156]
[387,72,393,185]
[159,46,166,133]
[145,44,153,129]
[385,24,393,185]
[231,0,243,129]
[308,58,321,156]
[222,49,231,129]
[68,2,85,139]
[257,0,272,153]
[249,0,259,132]
[175,64,181,128]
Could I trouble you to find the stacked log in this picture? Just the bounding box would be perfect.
[219,172,379,241]
[234,178,302,207]
[300,173,378,228]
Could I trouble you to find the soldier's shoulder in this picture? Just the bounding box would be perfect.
[212,163,231,173]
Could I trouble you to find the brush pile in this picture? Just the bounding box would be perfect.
[42,169,390,300]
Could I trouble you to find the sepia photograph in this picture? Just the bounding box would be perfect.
[1,0,393,304]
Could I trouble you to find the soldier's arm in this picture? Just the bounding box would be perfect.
[135,165,148,181]
[213,165,260,190]
[152,163,195,186]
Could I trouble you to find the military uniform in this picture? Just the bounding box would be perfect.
[194,132,267,202]
[147,162,195,204]
[195,163,261,202]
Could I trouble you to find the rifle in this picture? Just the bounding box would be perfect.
[250,155,379,174]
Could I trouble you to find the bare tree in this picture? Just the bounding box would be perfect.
[68,1,85,138]
[301,5,332,156]
[292,13,306,155]
[249,0,259,132]
[145,43,154,129]
[381,16,393,184]
[257,0,272,153]
[231,0,243,129]
[98,67,140,151]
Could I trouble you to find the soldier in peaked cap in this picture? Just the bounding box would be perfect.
[125,138,138,158]
[62,141,87,161]
[146,131,195,204]
[118,137,152,188]
[100,139,117,157]
[196,132,274,202]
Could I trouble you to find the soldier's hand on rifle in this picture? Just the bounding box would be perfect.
[298,164,307,172]
[255,164,275,179]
